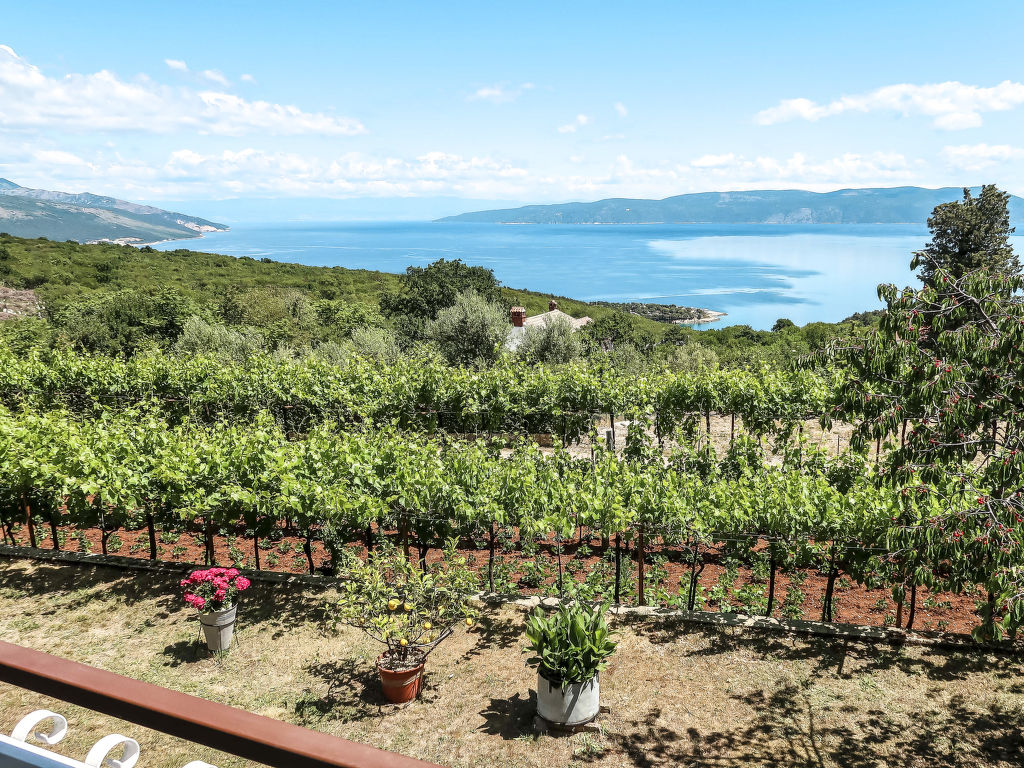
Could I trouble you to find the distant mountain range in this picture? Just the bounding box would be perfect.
[0,179,228,244]
[438,186,1024,225]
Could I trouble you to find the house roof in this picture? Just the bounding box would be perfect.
[522,308,593,330]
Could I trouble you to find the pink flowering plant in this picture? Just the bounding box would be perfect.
[180,567,251,612]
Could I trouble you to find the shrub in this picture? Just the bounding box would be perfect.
[516,315,584,364]
[174,316,265,363]
[426,289,509,366]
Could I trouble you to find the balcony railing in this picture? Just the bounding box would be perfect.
[0,640,440,768]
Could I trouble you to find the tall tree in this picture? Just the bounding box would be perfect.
[913,185,1019,285]
[826,198,1024,638]
[380,258,503,343]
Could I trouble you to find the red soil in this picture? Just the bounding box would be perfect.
[4,521,985,636]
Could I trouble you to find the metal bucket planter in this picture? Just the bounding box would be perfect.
[198,604,237,652]
[536,672,600,727]
[376,653,425,704]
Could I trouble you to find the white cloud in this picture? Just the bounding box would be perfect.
[468,82,534,103]
[558,114,591,133]
[240,73,255,84]
[685,151,914,185]
[942,143,1024,171]
[4,139,942,203]
[690,153,737,168]
[201,69,230,87]
[157,148,530,197]
[756,80,1024,130]
[614,102,627,117]
[32,149,93,168]
[164,59,188,72]
[0,45,364,136]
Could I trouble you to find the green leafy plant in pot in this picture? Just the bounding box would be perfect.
[328,541,479,703]
[524,601,617,726]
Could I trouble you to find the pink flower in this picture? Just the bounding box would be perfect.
[226,568,239,578]
[193,596,206,610]
[234,577,250,591]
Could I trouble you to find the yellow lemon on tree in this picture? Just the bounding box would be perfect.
[403,602,412,611]
[400,638,408,647]
[422,621,432,630]
[387,599,399,611]
[465,618,474,627]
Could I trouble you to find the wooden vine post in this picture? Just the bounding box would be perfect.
[637,525,646,607]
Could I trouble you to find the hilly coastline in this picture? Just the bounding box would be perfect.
[438,186,1024,225]
[0,179,228,244]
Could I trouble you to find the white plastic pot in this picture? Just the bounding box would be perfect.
[536,672,600,726]
[198,604,237,651]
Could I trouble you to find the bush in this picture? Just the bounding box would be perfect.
[516,315,584,364]
[426,289,509,366]
[174,316,265,363]
[349,325,401,362]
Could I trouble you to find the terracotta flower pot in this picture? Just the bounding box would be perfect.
[376,653,424,704]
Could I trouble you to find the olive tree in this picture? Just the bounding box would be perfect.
[426,289,509,366]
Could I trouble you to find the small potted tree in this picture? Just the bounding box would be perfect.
[329,542,479,703]
[525,601,617,727]
[180,567,251,651]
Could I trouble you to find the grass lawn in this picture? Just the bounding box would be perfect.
[0,559,1021,768]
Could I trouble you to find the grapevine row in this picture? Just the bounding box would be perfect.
[0,406,1005,632]
[0,348,835,439]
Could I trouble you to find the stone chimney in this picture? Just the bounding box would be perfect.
[510,306,526,327]
[548,300,558,312]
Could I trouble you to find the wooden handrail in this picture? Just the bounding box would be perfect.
[0,641,440,768]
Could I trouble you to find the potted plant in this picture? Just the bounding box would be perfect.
[524,601,617,727]
[328,542,479,703]
[180,567,251,652]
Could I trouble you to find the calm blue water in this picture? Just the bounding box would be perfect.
[155,222,1017,330]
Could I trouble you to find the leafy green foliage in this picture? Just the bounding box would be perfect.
[515,315,585,364]
[913,185,1020,284]
[426,289,509,366]
[380,258,503,343]
[826,184,1024,638]
[328,541,479,666]
[524,601,617,684]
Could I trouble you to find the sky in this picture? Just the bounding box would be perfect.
[2,0,1024,211]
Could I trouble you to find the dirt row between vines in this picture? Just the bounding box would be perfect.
[4,517,984,636]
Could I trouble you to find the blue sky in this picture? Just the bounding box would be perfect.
[2,0,1024,209]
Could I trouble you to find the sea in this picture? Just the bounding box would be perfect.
[154,222,1023,331]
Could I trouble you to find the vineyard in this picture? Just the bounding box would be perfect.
[0,337,1019,639]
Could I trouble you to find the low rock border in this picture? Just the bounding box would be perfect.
[1,544,1017,654]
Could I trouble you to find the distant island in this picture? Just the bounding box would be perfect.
[437,186,1024,225]
[0,179,228,244]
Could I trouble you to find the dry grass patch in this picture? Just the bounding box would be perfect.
[0,559,1022,768]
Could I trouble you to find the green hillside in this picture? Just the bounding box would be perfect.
[0,178,228,244]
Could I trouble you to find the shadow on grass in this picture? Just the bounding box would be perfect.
[462,613,524,661]
[578,684,1024,768]
[0,560,327,632]
[161,638,204,666]
[478,691,537,740]
[615,612,1024,684]
[296,658,441,725]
